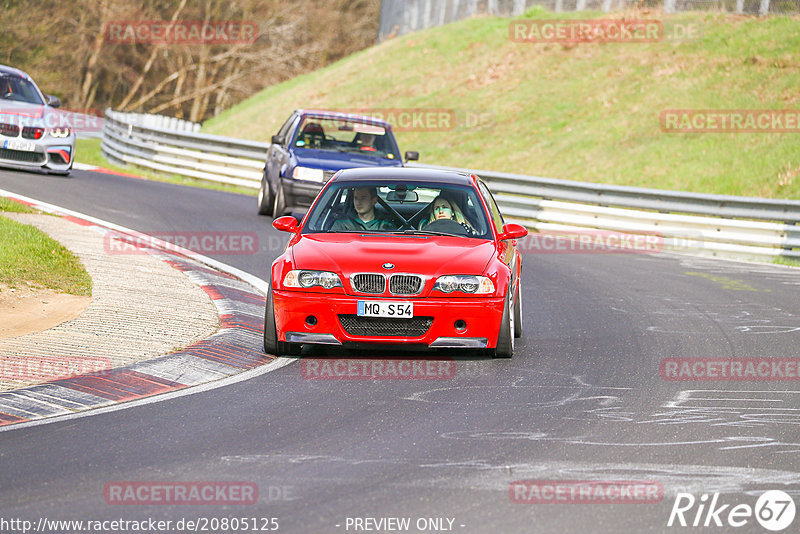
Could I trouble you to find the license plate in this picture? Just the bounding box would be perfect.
[357,301,413,318]
[3,139,35,152]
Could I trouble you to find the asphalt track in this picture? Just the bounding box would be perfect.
[1,167,800,533]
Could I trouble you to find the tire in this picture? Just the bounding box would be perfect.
[493,290,515,358]
[257,174,274,216]
[513,283,522,339]
[264,285,301,356]
[272,181,286,218]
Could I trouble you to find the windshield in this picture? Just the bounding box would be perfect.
[303,180,492,239]
[292,116,399,161]
[0,74,44,105]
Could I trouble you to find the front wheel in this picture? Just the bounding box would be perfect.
[272,181,287,218]
[493,290,515,358]
[513,283,522,339]
[257,174,274,216]
[264,285,301,356]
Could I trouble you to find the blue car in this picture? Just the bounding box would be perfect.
[258,109,418,216]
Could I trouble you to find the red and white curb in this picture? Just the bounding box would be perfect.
[73,162,145,179]
[0,189,292,431]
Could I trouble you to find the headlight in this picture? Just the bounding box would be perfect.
[49,127,71,138]
[283,270,342,289]
[433,275,495,294]
[292,166,324,182]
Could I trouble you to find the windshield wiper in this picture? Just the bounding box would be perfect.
[387,229,451,236]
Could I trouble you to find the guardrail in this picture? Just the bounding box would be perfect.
[101,109,268,189]
[101,109,800,262]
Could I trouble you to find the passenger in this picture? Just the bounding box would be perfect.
[421,194,476,233]
[330,186,394,231]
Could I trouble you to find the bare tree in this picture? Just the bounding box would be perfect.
[0,0,381,121]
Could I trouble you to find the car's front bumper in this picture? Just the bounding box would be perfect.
[282,178,324,209]
[273,290,505,349]
[0,135,75,173]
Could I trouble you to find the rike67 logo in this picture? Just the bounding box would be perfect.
[668,491,796,531]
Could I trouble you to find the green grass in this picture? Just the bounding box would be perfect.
[75,138,257,196]
[0,201,92,295]
[772,256,800,267]
[202,9,800,199]
[0,197,36,214]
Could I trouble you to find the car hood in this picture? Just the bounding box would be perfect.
[291,233,495,279]
[294,148,403,171]
[0,100,47,116]
[0,101,54,127]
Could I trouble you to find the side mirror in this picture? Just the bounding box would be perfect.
[498,223,528,241]
[273,215,299,233]
[45,95,61,108]
[404,151,419,162]
[271,134,284,146]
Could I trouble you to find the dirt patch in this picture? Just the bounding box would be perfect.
[0,284,91,340]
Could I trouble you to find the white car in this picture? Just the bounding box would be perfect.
[0,64,75,175]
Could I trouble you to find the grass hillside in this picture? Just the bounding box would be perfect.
[202,8,800,199]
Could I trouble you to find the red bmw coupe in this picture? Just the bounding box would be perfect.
[264,167,527,358]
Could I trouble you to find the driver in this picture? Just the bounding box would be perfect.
[331,186,394,231]
[357,133,377,151]
[420,194,475,233]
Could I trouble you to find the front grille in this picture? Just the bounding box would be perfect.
[338,315,433,337]
[0,148,44,163]
[21,126,43,140]
[352,273,385,294]
[0,123,20,137]
[389,274,423,295]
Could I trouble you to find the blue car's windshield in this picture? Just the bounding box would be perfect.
[292,117,399,161]
[0,74,44,105]
[303,180,492,239]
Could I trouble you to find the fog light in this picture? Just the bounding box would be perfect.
[454,319,467,331]
[305,315,318,326]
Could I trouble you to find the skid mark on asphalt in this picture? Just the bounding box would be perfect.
[220,453,800,499]
[643,298,800,335]
[406,461,800,499]
[684,271,768,292]
[400,370,800,454]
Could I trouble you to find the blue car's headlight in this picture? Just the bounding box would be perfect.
[292,166,324,182]
[283,270,342,289]
[433,275,494,294]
